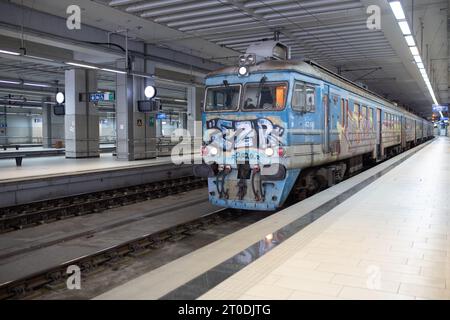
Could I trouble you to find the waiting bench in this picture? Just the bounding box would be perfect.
[0,154,26,166]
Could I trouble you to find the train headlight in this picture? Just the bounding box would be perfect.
[238,66,249,77]
[209,146,218,156]
[265,147,274,157]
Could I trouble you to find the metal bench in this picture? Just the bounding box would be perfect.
[1,144,43,151]
[0,154,26,166]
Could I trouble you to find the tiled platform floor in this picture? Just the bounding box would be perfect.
[201,137,450,300]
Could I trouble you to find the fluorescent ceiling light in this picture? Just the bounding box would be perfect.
[398,21,411,35]
[0,79,21,85]
[405,35,416,47]
[414,55,422,63]
[417,62,425,69]
[101,68,127,74]
[0,49,20,56]
[26,55,55,62]
[23,82,51,88]
[409,46,419,56]
[389,1,406,20]
[66,62,99,69]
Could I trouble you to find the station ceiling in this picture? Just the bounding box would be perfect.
[4,0,449,117]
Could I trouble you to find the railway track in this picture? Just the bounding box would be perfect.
[0,207,245,300]
[0,176,206,233]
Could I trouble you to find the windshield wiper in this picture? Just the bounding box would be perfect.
[256,76,268,108]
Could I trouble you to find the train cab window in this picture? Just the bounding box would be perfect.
[243,82,287,111]
[292,82,316,113]
[205,85,241,112]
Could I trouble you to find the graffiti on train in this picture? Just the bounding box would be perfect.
[204,118,285,151]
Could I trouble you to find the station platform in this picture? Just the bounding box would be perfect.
[96,137,449,300]
[0,153,190,183]
[0,153,198,207]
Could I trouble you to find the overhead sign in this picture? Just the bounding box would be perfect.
[89,92,115,103]
[156,113,167,120]
[432,105,448,112]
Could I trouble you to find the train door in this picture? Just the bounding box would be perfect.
[323,85,330,153]
[329,93,340,155]
[376,108,382,159]
[401,116,406,149]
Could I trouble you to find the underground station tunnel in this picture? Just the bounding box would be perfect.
[0,0,449,309]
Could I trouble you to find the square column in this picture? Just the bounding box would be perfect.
[187,86,204,138]
[42,97,65,148]
[64,69,99,158]
[116,58,156,161]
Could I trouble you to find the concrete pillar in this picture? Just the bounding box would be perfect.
[187,86,204,138]
[0,106,6,145]
[187,86,204,158]
[64,69,99,158]
[116,58,156,160]
[42,97,65,148]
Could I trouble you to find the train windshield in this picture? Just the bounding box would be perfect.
[242,82,287,111]
[205,85,241,111]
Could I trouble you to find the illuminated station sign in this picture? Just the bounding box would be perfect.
[89,92,115,103]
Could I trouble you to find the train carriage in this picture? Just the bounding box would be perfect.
[195,42,434,211]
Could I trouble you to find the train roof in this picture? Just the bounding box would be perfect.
[206,60,429,122]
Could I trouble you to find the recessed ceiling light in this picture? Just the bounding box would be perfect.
[398,21,411,35]
[410,46,419,56]
[404,36,416,47]
[389,1,406,20]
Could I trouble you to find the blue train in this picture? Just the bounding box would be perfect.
[194,41,434,211]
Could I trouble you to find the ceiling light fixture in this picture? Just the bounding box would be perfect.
[409,46,419,56]
[389,1,406,20]
[0,79,21,85]
[0,49,21,56]
[404,35,416,47]
[66,62,99,69]
[23,82,51,88]
[389,0,438,106]
[101,68,127,74]
[398,21,411,35]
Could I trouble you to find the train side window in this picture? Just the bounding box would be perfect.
[292,82,315,113]
[354,103,360,128]
[362,106,368,129]
[372,108,376,130]
[345,99,349,128]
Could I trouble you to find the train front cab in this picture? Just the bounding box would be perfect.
[196,72,305,211]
